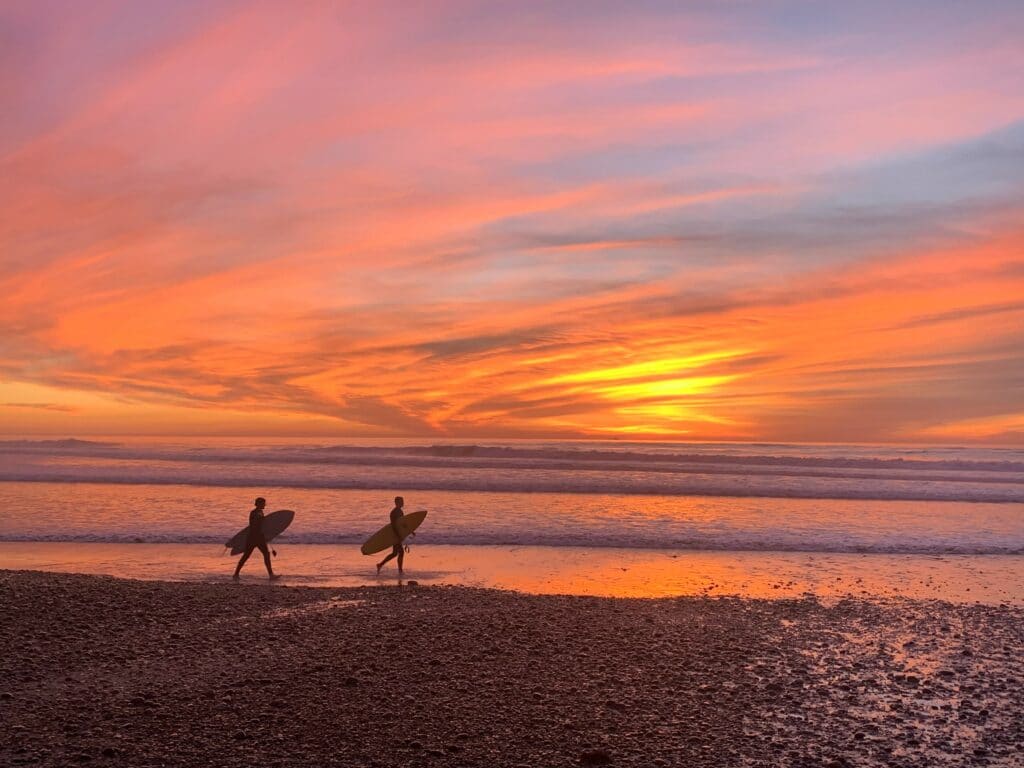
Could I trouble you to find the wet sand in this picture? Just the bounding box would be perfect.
[2,571,1022,767]
[3,542,1022,604]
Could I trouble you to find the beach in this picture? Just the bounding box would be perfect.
[3,438,1022,765]
[7,1,1024,764]
[3,570,1022,767]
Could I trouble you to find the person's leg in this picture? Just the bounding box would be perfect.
[233,545,255,578]
[397,546,404,575]
[377,545,400,574]
[257,542,276,578]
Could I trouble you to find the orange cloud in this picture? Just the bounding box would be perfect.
[2,3,1024,441]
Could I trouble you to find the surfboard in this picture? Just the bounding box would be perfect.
[361,510,427,555]
[225,509,295,555]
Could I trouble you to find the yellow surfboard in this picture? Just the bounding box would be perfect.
[361,510,428,555]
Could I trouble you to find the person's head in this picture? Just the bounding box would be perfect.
[394,496,404,508]
[254,497,266,509]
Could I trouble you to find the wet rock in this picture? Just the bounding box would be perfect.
[579,747,613,765]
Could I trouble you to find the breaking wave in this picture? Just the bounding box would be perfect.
[1,438,1023,503]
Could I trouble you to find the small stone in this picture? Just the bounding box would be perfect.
[579,748,612,765]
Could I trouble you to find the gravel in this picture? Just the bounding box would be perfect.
[1,570,1021,767]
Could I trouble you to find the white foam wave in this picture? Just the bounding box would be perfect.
[2,439,1023,503]
[1,465,1023,502]
[1,529,1019,555]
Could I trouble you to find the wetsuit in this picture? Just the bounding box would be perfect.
[377,505,405,570]
[388,505,404,557]
[236,507,273,574]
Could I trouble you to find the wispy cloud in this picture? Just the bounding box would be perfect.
[3,402,77,413]
[1,2,1023,441]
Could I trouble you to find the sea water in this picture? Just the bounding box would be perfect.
[1,437,1021,600]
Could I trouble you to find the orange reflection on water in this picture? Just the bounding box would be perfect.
[2,543,1019,605]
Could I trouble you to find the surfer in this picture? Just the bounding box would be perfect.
[376,496,410,576]
[233,497,280,580]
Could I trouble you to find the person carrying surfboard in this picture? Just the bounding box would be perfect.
[376,496,411,575]
[232,497,280,580]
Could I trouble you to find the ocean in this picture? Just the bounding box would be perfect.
[1,437,1022,555]
[1,437,1021,602]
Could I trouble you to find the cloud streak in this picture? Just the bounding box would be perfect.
[1,2,1023,442]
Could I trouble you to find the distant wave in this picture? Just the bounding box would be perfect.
[3,439,1023,472]
[2,439,1023,503]
[2,466,1023,502]
[375,443,1024,474]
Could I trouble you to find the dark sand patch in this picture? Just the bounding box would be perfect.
[1,571,1021,767]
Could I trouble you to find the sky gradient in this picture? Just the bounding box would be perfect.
[2,1,1023,442]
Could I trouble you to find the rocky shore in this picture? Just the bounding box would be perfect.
[1,570,1021,767]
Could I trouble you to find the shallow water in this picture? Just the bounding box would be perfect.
[3,543,1021,604]
[2,481,1022,555]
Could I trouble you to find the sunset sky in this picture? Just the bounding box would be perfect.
[2,1,1023,442]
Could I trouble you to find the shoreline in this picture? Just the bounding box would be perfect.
[2,541,1022,605]
[3,570,1022,767]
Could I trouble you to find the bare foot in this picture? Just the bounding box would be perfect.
[232,574,240,581]
[376,563,383,575]
[269,574,281,581]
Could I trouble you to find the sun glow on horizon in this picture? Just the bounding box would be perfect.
[2,2,1023,443]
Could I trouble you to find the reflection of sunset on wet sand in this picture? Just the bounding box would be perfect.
[5,543,1020,604]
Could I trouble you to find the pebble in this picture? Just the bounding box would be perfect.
[579,748,613,765]
[1,571,1020,768]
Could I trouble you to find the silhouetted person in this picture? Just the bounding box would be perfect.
[376,496,410,575]
[233,497,279,580]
